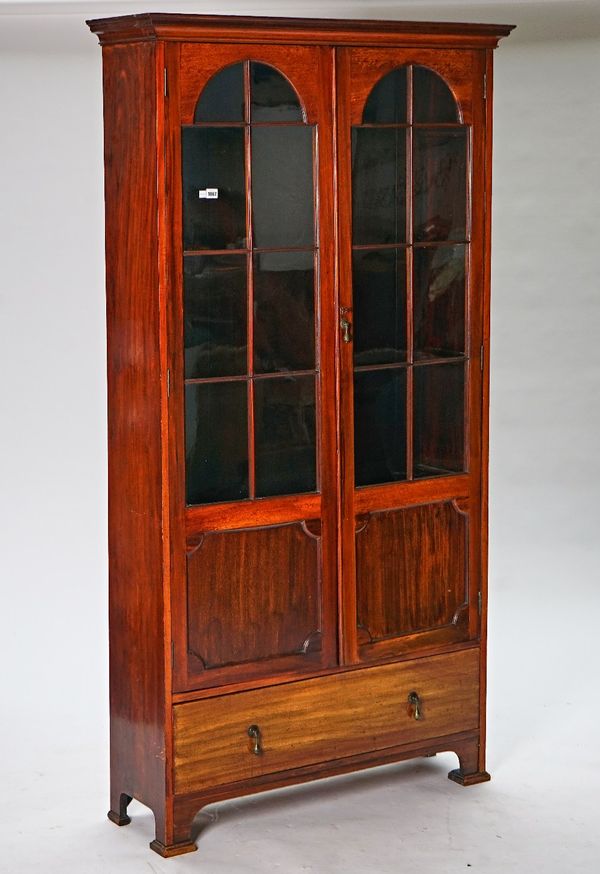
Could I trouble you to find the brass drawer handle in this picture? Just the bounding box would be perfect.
[247,724,263,755]
[408,691,423,721]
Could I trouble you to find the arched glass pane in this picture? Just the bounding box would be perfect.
[194,63,244,123]
[362,67,408,124]
[351,62,467,486]
[184,61,318,504]
[250,62,303,122]
[413,66,459,123]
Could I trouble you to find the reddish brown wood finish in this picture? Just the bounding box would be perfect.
[356,501,468,655]
[335,46,486,666]
[88,13,514,48]
[166,42,339,694]
[169,728,484,847]
[100,41,177,849]
[173,648,479,793]
[186,521,323,686]
[88,12,512,858]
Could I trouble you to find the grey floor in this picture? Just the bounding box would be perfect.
[2,544,598,874]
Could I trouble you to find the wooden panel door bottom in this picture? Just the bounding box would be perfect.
[173,647,479,794]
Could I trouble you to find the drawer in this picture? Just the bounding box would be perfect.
[173,648,479,794]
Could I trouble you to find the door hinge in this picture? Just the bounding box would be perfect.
[163,67,168,98]
[480,345,485,371]
[171,640,175,663]
[478,591,483,614]
[483,71,487,100]
[166,368,171,398]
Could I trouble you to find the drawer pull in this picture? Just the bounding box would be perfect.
[247,724,263,755]
[408,691,423,721]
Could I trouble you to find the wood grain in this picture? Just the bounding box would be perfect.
[169,42,339,694]
[87,14,514,49]
[174,648,479,794]
[86,14,510,855]
[356,501,468,645]
[101,40,169,838]
[186,522,322,676]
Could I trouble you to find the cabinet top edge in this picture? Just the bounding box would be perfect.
[86,12,515,48]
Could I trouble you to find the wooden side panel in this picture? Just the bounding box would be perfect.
[174,648,479,794]
[187,522,322,671]
[356,501,467,644]
[102,42,167,824]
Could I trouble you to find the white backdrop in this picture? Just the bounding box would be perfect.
[1,2,599,872]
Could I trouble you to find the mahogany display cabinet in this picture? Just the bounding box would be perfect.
[87,12,513,857]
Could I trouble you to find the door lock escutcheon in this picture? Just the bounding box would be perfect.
[340,307,353,343]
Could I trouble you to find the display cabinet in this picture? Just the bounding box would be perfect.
[87,13,513,857]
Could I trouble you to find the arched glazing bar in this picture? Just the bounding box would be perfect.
[352,64,469,486]
[182,61,318,505]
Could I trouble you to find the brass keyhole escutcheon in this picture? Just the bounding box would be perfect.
[408,691,423,721]
[339,306,353,343]
[247,724,263,755]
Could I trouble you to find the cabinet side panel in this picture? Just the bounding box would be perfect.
[102,42,166,814]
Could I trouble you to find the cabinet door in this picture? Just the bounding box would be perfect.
[168,45,338,691]
[336,48,487,663]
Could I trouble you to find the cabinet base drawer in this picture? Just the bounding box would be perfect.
[173,648,480,795]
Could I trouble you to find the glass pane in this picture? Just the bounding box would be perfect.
[251,126,314,248]
[353,248,407,366]
[413,245,465,360]
[352,128,407,245]
[184,255,247,379]
[362,67,408,124]
[182,127,246,251]
[413,129,467,243]
[254,375,316,497]
[253,251,315,373]
[250,62,303,122]
[354,368,407,486]
[413,362,465,478]
[194,63,244,122]
[413,66,459,124]
[185,381,249,504]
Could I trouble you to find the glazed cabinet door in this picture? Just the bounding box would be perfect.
[167,44,338,691]
[336,48,487,663]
